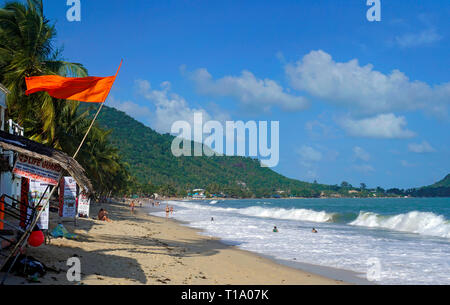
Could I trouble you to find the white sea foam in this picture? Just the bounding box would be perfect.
[237,206,334,223]
[154,200,450,284]
[350,211,450,239]
[169,201,333,223]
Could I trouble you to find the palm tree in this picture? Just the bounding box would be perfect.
[0,1,132,197]
[0,0,87,145]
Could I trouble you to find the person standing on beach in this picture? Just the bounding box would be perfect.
[170,206,174,216]
[166,205,170,219]
[130,201,135,214]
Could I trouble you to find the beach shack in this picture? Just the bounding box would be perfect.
[0,85,92,274]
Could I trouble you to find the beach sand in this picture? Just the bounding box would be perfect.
[1,201,347,285]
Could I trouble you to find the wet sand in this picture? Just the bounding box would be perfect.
[1,200,348,285]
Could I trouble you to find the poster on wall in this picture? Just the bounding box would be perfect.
[77,192,90,218]
[29,180,50,230]
[59,177,78,218]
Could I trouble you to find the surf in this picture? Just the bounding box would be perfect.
[350,211,450,239]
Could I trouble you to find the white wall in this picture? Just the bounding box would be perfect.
[0,90,5,108]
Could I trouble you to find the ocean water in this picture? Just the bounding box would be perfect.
[150,198,450,285]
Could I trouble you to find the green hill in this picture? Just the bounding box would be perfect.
[408,174,450,197]
[79,104,338,197]
[429,174,450,188]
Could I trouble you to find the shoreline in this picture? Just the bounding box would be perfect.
[148,204,371,285]
[1,200,350,285]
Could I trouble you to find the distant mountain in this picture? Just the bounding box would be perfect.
[411,174,450,197]
[79,104,338,197]
[429,174,450,188]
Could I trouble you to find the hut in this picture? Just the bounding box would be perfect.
[0,83,92,277]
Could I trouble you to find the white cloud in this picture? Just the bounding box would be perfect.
[297,145,322,167]
[305,120,333,138]
[306,170,318,180]
[285,50,450,116]
[353,146,371,162]
[107,96,153,123]
[408,141,436,153]
[187,68,309,112]
[395,28,442,48]
[401,160,416,168]
[338,113,416,139]
[353,164,375,173]
[135,79,229,134]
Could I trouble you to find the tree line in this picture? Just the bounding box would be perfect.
[0,0,132,198]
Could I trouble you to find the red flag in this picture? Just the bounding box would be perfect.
[25,61,122,103]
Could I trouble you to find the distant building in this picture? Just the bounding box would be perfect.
[348,190,359,194]
[191,189,206,199]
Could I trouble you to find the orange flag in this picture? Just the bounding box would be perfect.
[25,61,122,103]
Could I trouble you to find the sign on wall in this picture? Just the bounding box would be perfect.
[13,154,62,185]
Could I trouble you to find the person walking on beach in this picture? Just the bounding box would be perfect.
[130,201,135,214]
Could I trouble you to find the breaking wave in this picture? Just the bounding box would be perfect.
[350,211,450,239]
[236,206,334,223]
[169,201,334,223]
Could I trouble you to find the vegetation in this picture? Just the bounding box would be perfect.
[406,175,450,197]
[1,1,447,199]
[78,103,450,199]
[0,0,132,197]
[80,104,345,198]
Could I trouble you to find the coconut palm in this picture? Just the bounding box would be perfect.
[0,0,87,144]
[0,1,132,197]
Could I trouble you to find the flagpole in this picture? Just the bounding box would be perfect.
[73,59,123,159]
[0,60,123,282]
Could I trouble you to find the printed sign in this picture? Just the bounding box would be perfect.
[29,180,50,230]
[59,177,78,218]
[13,154,62,185]
[77,192,90,218]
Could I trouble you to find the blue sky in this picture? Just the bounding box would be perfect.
[37,0,449,189]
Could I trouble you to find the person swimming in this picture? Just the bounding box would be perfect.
[312,228,318,233]
[273,226,279,233]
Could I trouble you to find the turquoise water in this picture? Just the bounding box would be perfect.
[152,197,450,284]
[219,197,450,223]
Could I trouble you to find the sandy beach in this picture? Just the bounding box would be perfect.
[1,200,347,285]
